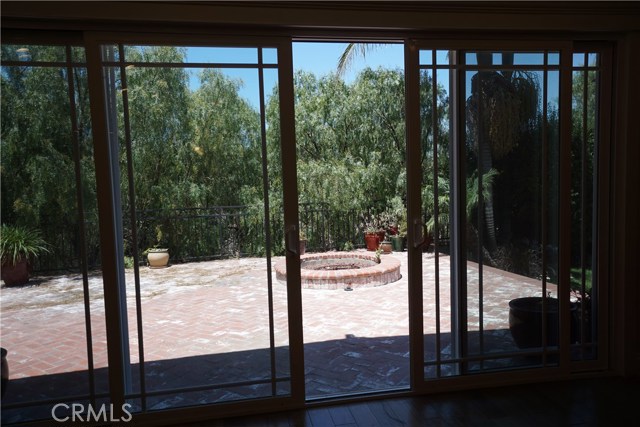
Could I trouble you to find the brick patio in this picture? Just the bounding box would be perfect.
[0,250,552,421]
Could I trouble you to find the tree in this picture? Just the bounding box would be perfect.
[286,69,408,213]
[1,45,97,268]
[190,69,262,207]
[466,53,540,254]
[123,46,193,212]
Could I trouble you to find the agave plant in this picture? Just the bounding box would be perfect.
[0,225,49,266]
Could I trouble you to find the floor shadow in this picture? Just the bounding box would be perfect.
[2,328,548,423]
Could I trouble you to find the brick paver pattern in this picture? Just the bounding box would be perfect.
[1,250,553,417]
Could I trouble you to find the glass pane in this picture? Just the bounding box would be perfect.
[103,45,289,411]
[293,41,408,398]
[465,51,546,66]
[101,44,120,62]
[573,53,585,67]
[420,50,433,65]
[512,52,545,65]
[465,53,478,65]
[1,44,66,62]
[72,46,86,63]
[122,45,259,64]
[547,70,561,296]
[1,54,105,423]
[571,63,599,361]
[263,68,289,393]
[262,48,278,64]
[548,52,560,66]
[465,60,558,370]
[421,65,455,379]
[436,50,449,65]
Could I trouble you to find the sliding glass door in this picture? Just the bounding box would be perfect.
[1,43,107,424]
[410,44,609,381]
[0,33,612,425]
[91,38,299,414]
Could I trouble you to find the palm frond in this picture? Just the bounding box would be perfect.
[337,43,386,77]
[466,168,499,218]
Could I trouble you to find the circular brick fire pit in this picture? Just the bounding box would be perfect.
[274,251,401,290]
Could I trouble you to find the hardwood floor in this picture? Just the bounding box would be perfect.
[178,376,639,426]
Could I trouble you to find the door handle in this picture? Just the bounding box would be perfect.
[413,219,428,249]
[286,224,299,256]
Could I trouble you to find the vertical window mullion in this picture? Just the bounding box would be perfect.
[431,61,442,378]
[476,67,485,372]
[118,43,148,411]
[453,50,467,377]
[257,48,278,397]
[541,51,549,365]
[558,46,574,369]
[276,39,305,404]
[65,44,97,405]
[580,53,589,360]
[85,34,129,416]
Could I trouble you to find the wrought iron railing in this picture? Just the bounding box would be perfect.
[32,204,449,272]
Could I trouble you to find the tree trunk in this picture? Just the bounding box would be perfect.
[476,52,498,253]
[480,139,498,253]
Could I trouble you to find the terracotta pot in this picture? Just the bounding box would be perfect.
[422,233,434,252]
[380,241,393,253]
[299,240,307,255]
[1,258,30,286]
[147,250,170,268]
[364,233,379,251]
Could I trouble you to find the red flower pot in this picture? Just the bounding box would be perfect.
[364,233,380,251]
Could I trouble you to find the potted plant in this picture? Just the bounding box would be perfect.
[388,223,404,252]
[508,295,560,349]
[387,199,407,251]
[0,224,48,286]
[508,293,578,349]
[380,228,393,254]
[364,225,380,251]
[144,225,169,268]
[299,230,307,255]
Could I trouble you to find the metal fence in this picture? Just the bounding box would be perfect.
[138,203,372,262]
[33,217,101,273]
[136,206,283,262]
[32,204,451,272]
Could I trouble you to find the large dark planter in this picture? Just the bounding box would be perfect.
[1,347,8,398]
[509,297,558,348]
[299,239,307,255]
[1,258,30,286]
[390,235,404,251]
[508,297,576,349]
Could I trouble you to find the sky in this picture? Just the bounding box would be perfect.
[292,42,405,83]
[183,43,562,111]
[185,42,405,110]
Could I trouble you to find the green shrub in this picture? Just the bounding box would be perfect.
[0,224,49,266]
